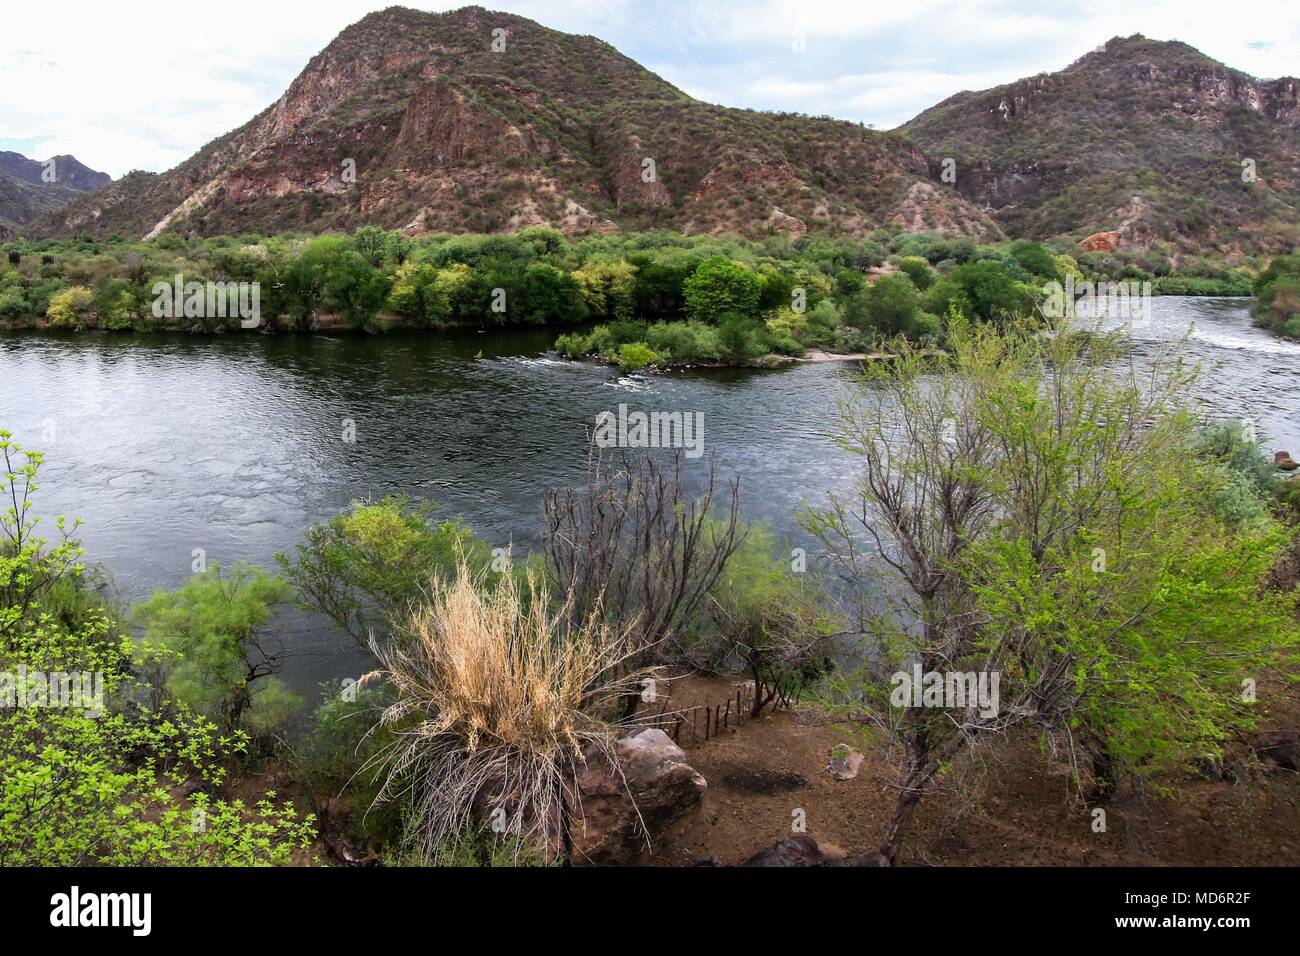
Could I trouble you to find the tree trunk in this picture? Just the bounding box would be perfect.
[879,770,928,865]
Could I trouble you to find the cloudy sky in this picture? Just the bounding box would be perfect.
[2,0,1297,178]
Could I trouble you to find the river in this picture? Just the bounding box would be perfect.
[1,296,1296,698]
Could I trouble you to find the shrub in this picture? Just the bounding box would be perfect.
[367,560,641,863]
[895,256,934,290]
[47,285,95,329]
[616,341,657,372]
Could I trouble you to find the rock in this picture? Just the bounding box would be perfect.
[742,835,849,867]
[570,728,706,865]
[744,835,828,866]
[1255,730,1300,772]
[826,849,890,867]
[829,743,865,781]
[1079,230,1121,253]
[1274,451,1297,471]
[179,777,210,798]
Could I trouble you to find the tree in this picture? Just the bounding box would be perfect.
[683,256,761,323]
[276,497,492,655]
[522,262,587,325]
[937,259,1034,324]
[895,256,934,291]
[1008,239,1059,279]
[46,285,94,329]
[805,318,1298,864]
[543,446,744,712]
[701,523,843,716]
[133,564,295,732]
[574,259,637,321]
[861,273,921,337]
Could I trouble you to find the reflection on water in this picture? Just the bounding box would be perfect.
[1,297,1295,693]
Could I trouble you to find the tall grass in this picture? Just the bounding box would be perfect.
[364,558,643,864]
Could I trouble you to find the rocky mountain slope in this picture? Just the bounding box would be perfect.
[0,152,111,236]
[30,5,997,242]
[901,35,1300,254]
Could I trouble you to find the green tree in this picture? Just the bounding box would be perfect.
[861,273,920,337]
[806,319,1298,864]
[276,498,493,654]
[683,257,762,323]
[133,565,296,732]
[895,256,934,291]
[47,285,95,329]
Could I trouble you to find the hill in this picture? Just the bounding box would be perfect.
[0,151,111,236]
[30,5,997,242]
[900,35,1300,254]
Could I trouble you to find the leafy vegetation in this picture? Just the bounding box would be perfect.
[805,317,1299,862]
[1251,254,1300,339]
[0,431,316,865]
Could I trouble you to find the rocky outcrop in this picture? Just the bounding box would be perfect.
[570,728,706,865]
[886,180,1002,240]
[1079,230,1121,252]
[1274,451,1297,471]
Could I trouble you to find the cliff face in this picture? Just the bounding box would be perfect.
[901,35,1300,254]
[31,5,998,242]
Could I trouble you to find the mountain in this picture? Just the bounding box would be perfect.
[29,5,997,242]
[901,35,1300,255]
[0,152,110,236]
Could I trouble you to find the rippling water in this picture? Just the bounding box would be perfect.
[1,296,1295,693]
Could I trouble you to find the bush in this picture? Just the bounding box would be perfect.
[616,341,658,372]
[47,285,95,329]
[367,560,641,863]
[895,256,934,290]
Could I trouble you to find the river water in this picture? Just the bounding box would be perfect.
[1,296,1296,697]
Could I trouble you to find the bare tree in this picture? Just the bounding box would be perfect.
[543,443,744,712]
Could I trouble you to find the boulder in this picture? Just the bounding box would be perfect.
[570,728,706,865]
[1079,230,1121,253]
[743,835,839,866]
[1255,730,1300,772]
[742,835,868,866]
[828,744,865,781]
[1274,451,1297,471]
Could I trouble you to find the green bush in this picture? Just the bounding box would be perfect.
[616,341,658,372]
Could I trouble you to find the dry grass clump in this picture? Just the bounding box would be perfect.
[364,558,642,863]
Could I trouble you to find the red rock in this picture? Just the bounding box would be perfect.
[1079,230,1121,252]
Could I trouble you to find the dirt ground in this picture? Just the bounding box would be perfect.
[644,674,1300,867]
